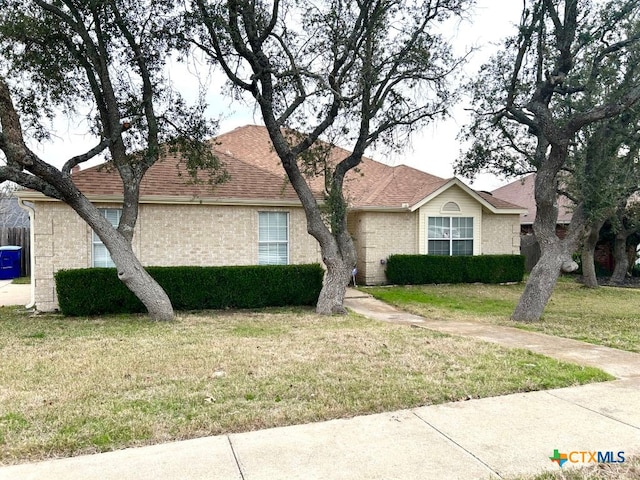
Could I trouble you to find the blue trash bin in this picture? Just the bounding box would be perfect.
[0,246,22,280]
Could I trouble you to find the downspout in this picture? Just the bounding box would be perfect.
[17,198,35,309]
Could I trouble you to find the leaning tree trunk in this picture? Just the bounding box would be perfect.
[610,230,629,285]
[108,238,174,321]
[581,218,606,288]
[512,244,577,321]
[315,231,357,315]
[72,196,174,321]
[512,155,583,322]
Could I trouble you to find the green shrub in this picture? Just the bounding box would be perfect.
[385,254,524,285]
[55,264,324,316]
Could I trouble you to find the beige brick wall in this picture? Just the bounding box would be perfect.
[32,201,321,311]
[136,204,319,266]
[32,203,90,310]
[481,213,521,255]
[348,211,418,285]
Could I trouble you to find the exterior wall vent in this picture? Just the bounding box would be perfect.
[442,201,460,212]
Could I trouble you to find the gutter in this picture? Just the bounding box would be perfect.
[15,192,318,207]
[17,198,36,309]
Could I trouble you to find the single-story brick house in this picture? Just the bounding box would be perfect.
[18,125,525,311]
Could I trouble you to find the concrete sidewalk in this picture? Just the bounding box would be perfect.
[1,289,639,479]
[0,279,31,307]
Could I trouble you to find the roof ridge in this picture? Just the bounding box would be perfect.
[211,145,326,198]
[212,145,280,177]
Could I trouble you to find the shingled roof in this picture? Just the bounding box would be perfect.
[41,125,524,212]
[491,173,573,225]
[69,146,304,203]
[213,125,456,209]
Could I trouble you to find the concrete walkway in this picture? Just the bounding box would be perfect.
[0,279,31,307]
[1,289,639,479]
[344,289,640,380]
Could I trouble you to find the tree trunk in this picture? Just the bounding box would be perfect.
[316,257,353,315]
[580,218,605,288]
[627,243,637,271]
[512,151,584,321]
[73,196,175,321]
[315,231,357,315]
[512,245,575,321]
[610,230,629,285]
[110,241,174,321]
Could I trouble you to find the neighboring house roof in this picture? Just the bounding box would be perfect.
[20,125,525,213]
[0,196,30,228]
[491,173,573,225]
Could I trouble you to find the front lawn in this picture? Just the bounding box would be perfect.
[363,277,640,352]
[0,305,610,464]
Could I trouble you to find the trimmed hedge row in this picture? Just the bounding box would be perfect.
[55,264,325,316]
[385,254,525,285]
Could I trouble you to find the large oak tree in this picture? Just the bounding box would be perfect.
[0,0,220,320]
[457,0,640,321]
[187,0,470,314]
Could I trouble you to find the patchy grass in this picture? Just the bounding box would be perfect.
[509,455,640,479]
[0,305,610,464]
[9,276,30,285]
[364,277,640,352]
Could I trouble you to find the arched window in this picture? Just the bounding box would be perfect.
[441,201,460,213]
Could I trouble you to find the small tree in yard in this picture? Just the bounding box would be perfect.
[187,0,470,314]
[457,0,640,321]
[0,1,220,320]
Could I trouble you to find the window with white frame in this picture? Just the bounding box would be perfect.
[258,211,289,265]
[92,208,122,267]
[427,216,473,256]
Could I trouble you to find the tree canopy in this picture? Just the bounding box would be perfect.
[0,0,222,320]
[456,0,640,321]
[186,0,471,313]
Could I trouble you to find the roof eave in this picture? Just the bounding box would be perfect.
[348,206,412,213]
[16,191,309,207]
[492,208,528,215]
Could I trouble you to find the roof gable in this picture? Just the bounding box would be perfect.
[410,177,526,214]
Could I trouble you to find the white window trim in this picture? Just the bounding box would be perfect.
[258,211,290,265]
[427,216,474,256]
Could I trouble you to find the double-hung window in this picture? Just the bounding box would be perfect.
[92,208,121,267]
[427,216,473,256]
[258,212,289,265]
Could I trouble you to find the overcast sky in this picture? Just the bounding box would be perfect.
[28,0,524,192]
